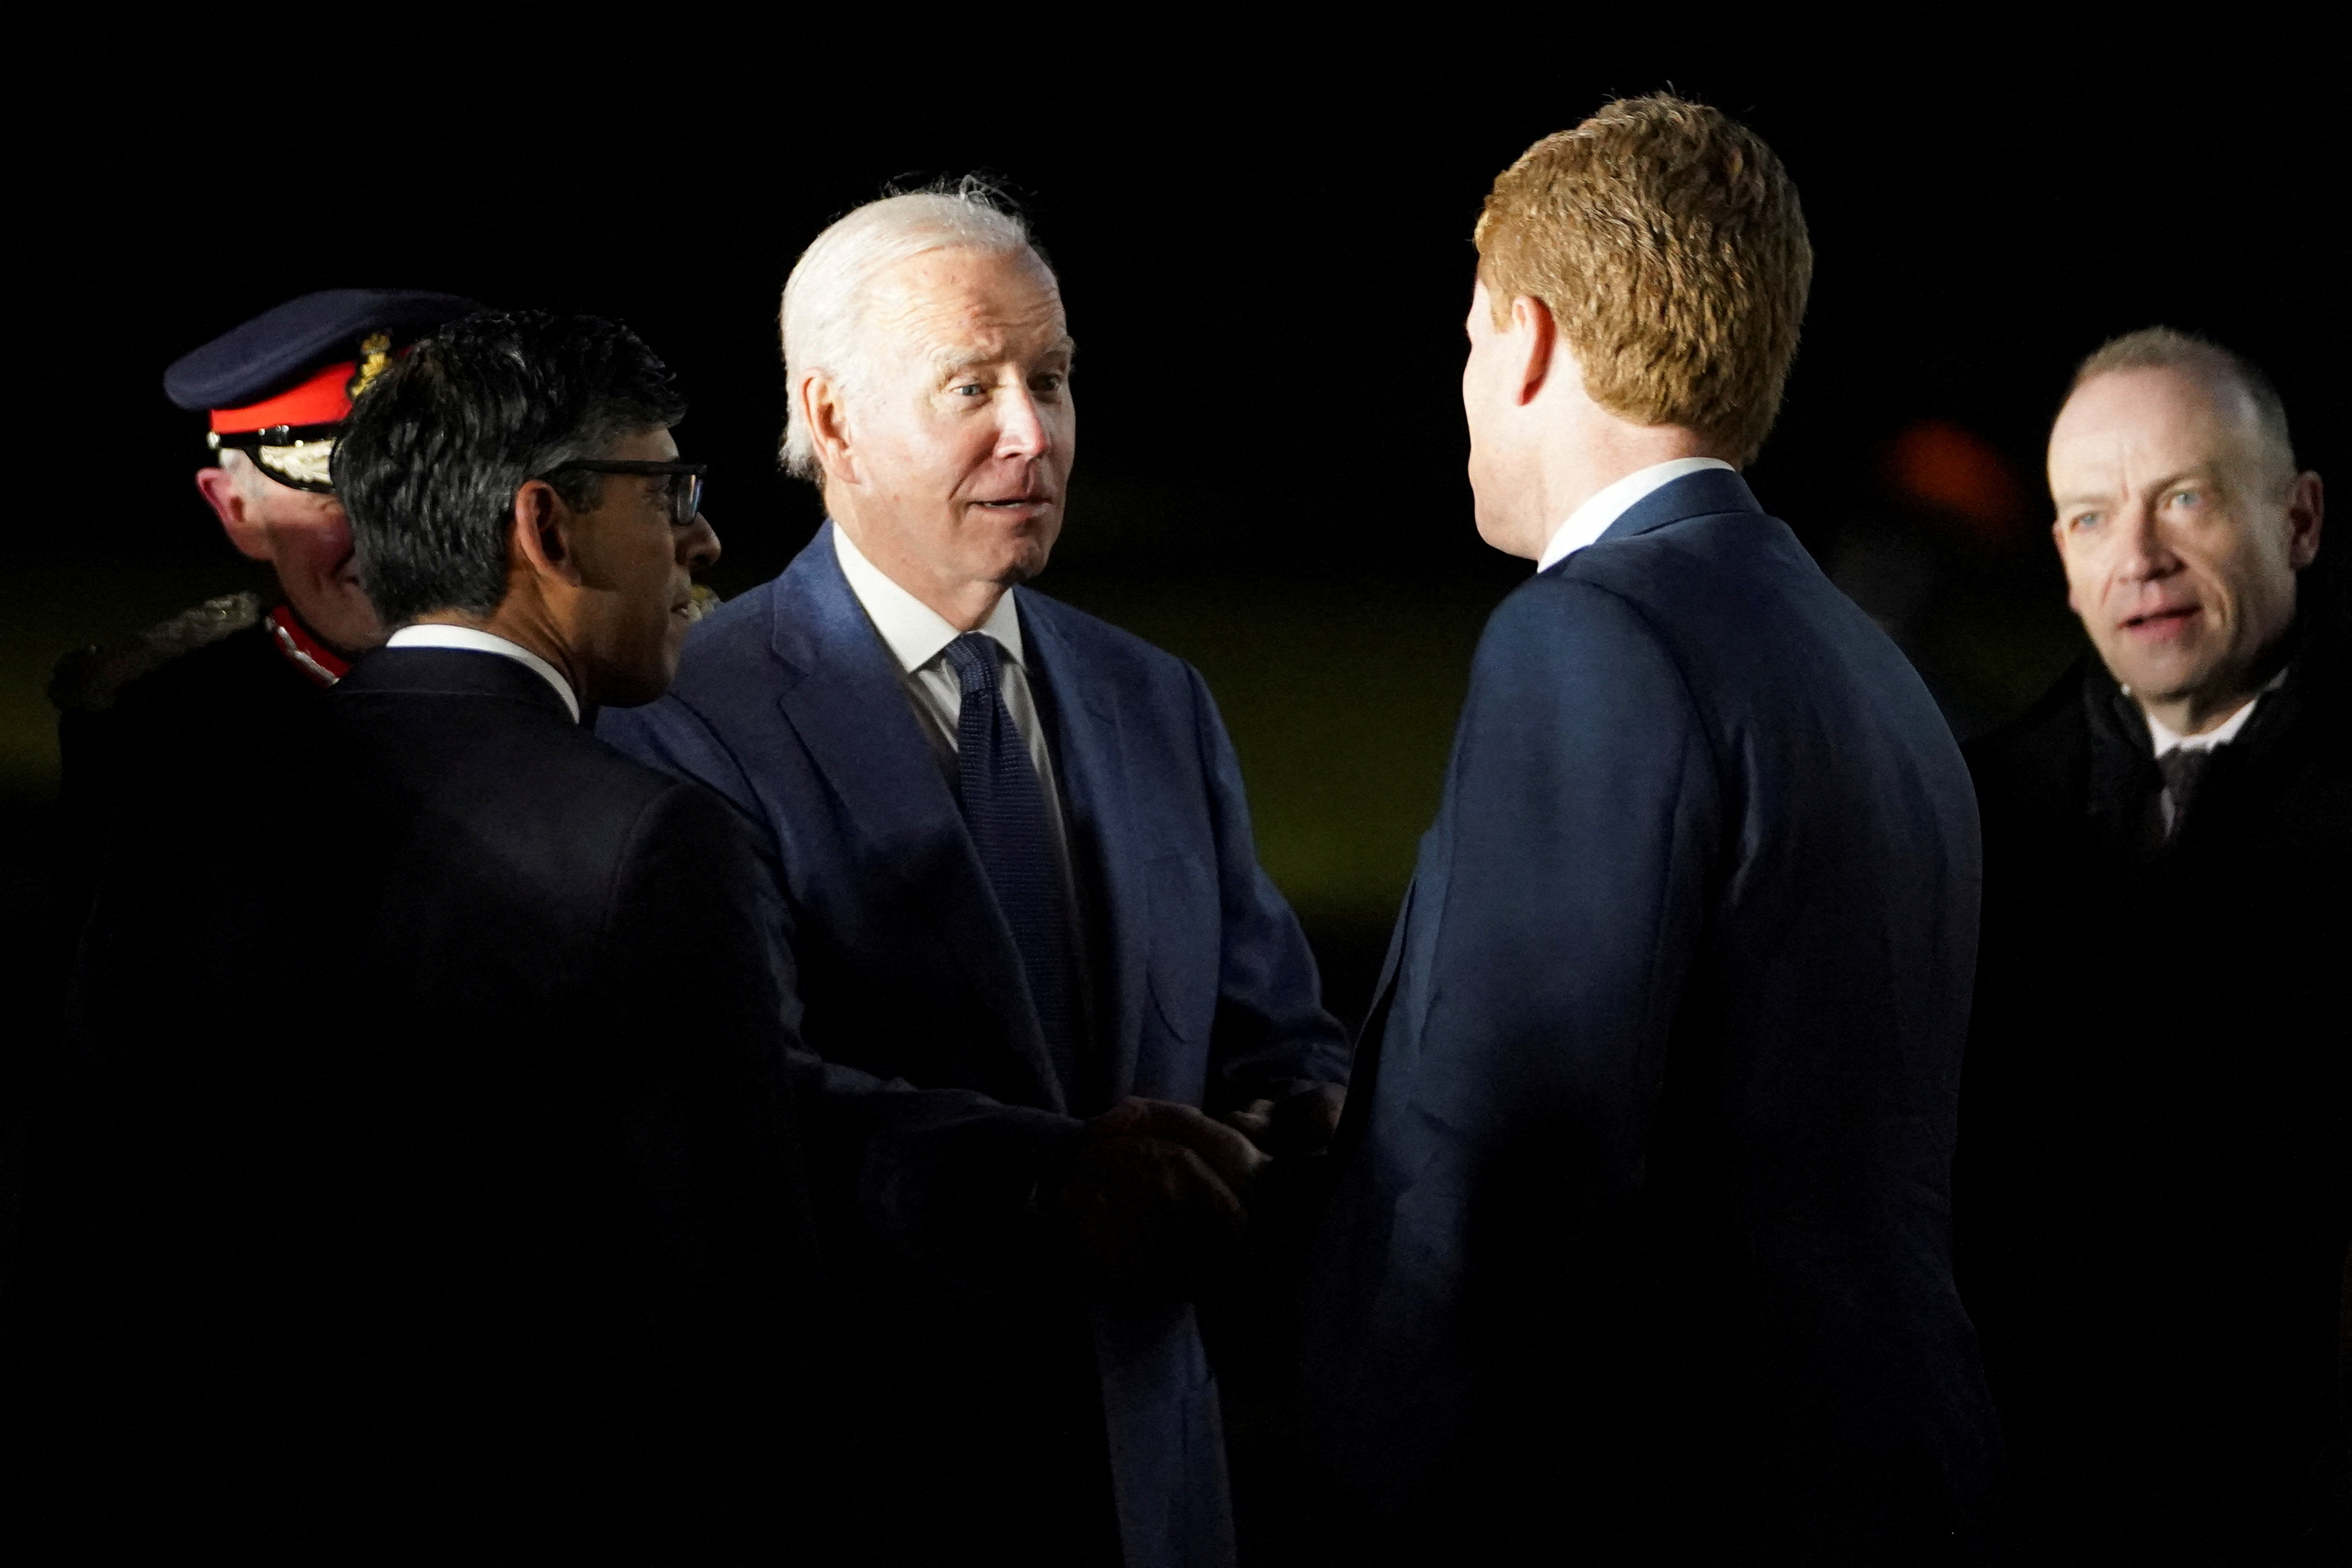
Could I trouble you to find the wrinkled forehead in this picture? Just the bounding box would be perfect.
[865,244,1071,372]
[2051,366,2269,483]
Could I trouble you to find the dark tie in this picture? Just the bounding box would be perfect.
[942,632,1081,1097]
[2157,748,2214,840]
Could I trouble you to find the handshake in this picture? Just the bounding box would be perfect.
[1046,1085,1345,1300]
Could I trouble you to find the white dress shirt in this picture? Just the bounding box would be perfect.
[385,624,581,723]
[2141,678,2274,758]
[1536,457,1737,572]
[832,525,1070,854]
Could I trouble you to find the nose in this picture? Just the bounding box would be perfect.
[994,386,1050,461]
[678,512,720,572]
[2114,499,2177,583]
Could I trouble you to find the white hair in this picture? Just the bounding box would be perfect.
[778,179,1045,480]
[217,445,266,494]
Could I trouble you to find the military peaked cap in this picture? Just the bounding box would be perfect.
[165,288,475,412]
[163,287,476,492]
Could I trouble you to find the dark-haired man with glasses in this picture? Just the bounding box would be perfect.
[379,447,712,709]
[15,310,819,1557]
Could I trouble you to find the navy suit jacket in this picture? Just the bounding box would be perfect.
[600,524,1347,1567]
[1301,471,2002,1563]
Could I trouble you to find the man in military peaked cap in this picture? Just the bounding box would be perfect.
[48,287,474,903]
[8,287,472,1539]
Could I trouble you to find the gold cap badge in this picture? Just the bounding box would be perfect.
[346,332,394,401]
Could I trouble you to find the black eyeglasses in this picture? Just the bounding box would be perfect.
[538,460,708,526]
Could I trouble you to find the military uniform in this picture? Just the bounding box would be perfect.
[50,595,344,900]
[15,291,474,1550]
[45,290,470,914]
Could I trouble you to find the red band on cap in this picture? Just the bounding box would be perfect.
[210,361,358,434]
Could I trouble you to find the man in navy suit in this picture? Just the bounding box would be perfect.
[600,183,1349,1567]
[1300,98,2003,1563]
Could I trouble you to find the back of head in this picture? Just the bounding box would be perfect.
[1476,95,1812,465]
[779,179,1042,478]
[335,310,686,627]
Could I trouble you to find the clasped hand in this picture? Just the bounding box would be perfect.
[1048,1086,1345,1299]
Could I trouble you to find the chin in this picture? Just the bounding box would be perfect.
[291,601,385,655]
[1473,514,1532,560]
[995,540,1054,583]
[594,645,679,711]
[2111,654,2206,702]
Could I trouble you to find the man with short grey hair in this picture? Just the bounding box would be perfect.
[601,183,1349,1567]
[1958,327,2347,1561]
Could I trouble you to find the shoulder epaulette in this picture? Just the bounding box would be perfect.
[49,592,264,714]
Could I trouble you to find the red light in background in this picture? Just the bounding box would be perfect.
[1886,420,2030,548]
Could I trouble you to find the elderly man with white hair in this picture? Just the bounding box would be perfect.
[601,183,1350,1567]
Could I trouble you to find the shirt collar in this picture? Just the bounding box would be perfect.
[832,521,1025,672]
[2139,665,2287,757]
[1537,457,1737,572]
[384,623,582,723]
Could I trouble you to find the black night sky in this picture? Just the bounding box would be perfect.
[8,28,2343,1010]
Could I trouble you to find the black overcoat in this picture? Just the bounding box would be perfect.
[1956,611,2351,1562]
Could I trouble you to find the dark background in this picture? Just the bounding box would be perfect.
[2,26,2340,1560]
[6,36,2340,1028]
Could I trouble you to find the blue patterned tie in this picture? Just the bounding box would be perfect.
[943,632,1081,1097]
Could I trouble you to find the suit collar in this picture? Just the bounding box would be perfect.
[1592,464,1764,548]
[1538,457,1738,569]
[341,645,575,722]
[383,624,580,720]
[765,521,860,682]
[2068,655,2166,854]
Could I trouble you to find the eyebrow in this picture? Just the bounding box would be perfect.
[2054,465,2219,511]
[2051,484,2114,511]
[930,335,1077,375]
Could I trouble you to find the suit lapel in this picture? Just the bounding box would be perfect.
[1022,598,1148,1107]
[770,527,1065,1110]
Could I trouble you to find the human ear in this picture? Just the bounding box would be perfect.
[197,466,273,562]
[508,478,585,588]
[2285,471,2324,569]
[1509,295,1556,406]
[804,373,860,486]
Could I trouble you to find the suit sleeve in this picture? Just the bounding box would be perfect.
[1302,577,1725,1497]
[599,781,820,1366]
[590,779,826,1540]
[1180,665,1353,1104]
[598,698,1085,1281]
